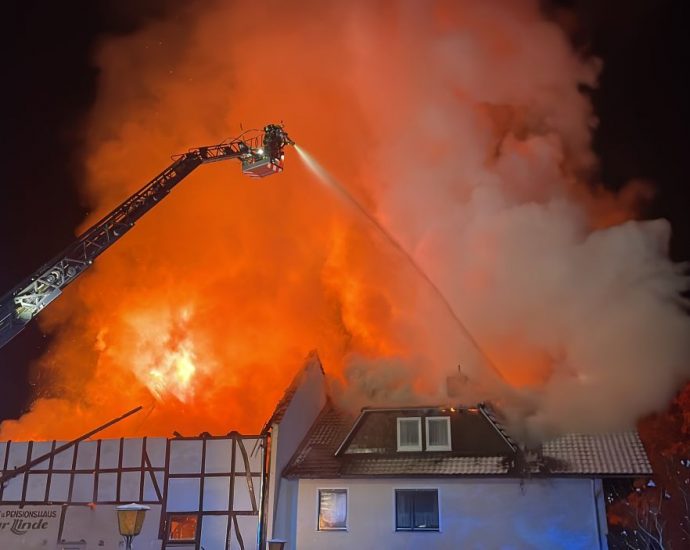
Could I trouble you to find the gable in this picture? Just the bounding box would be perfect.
[261,350,325,434]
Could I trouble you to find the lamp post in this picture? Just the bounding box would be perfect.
[116,503,150,550]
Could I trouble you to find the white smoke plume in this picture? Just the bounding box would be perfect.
[334,0,690,439]
[2,0,688,442]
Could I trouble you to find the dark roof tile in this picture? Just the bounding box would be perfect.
[343,456,508,476]
[282,402,352,478]
[283,403,652,478]
[542,432,652,475]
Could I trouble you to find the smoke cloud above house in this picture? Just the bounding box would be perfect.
[2,0,688,442]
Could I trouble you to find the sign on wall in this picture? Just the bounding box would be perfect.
[0,505,60,546]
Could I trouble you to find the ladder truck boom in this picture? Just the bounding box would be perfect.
[0,124,294,350]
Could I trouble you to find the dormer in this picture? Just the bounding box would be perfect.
[336,405,516,457]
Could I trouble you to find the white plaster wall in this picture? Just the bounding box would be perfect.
[61,504,162,549]
[0,505,61,549]
[267,355,327,547]
[294,478,606,550]
[270,477,298,546]
[274,358,327,481]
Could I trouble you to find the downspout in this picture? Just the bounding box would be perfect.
[592,478,606,550]
[268,423,282,540]
[257,432,271,550]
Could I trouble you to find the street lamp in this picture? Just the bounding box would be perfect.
[116,503,150,550]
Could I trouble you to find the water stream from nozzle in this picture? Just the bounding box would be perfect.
[294,144,507,384]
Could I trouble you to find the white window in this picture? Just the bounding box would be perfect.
[425,416,451,451]
[397,417,422,451]
[318,489,347,530]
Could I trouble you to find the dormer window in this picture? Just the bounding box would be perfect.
[397,417,422,451]
[426,416,451,451]
[395,414,452,452]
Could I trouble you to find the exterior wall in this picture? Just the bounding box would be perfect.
[294,477,607,550]
[267,356,327,547]
[0,503,163,549]
[272,357,327,490]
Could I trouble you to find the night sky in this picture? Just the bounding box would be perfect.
[1,0,688,423]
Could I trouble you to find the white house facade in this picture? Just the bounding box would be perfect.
[293,477,608,550]
[265,356,652,550]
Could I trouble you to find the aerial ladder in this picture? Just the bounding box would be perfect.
[0,124,294,350]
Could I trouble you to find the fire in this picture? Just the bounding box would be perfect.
[2,1,687,442]
[146,340,197,402]
[102,305,205,403]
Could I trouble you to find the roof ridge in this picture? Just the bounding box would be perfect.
[261,351,323,435]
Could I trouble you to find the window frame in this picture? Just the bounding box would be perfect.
[317,488,348,531]
[425,416,452,451]
[165,512,199,544]
[396,417,422,452]
[394,488,440,532]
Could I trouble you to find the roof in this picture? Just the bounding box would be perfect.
[541,432,652,475]
[283,402,652,478]
[283,401,353,478]
[341,456,509,476]
[261,350,324,435]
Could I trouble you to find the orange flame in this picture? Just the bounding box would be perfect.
[2,1,680,442]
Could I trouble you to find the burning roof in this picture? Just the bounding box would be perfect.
[2,0,688,446]
[283,402,652,478]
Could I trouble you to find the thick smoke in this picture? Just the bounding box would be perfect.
[2,0,688,441]
[339,1,690,438]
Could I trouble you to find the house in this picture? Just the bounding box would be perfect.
[264,355,652,550]
[0,351,653,549]
[0,351,325,550]
[0,431,265,549]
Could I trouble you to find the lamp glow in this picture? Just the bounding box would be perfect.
[116,503,150,549]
